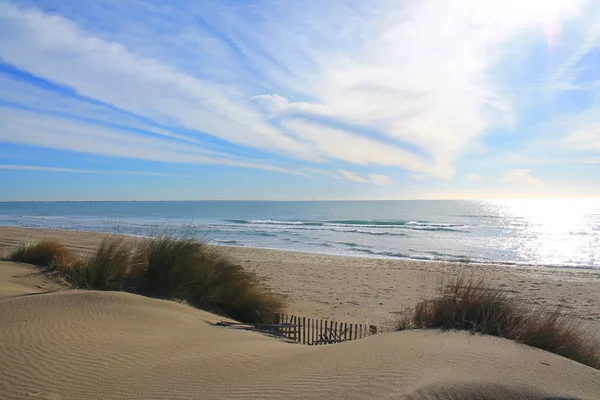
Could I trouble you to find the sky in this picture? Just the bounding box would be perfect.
[0,0,599,201]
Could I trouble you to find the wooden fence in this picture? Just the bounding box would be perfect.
[272,313,374,345]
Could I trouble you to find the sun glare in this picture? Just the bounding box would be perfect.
[494,198,599,266]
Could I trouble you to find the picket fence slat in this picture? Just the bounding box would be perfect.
[334,321,338,340]
[292,316,297,340]
[320,319,324,345]
[267,313,372,345]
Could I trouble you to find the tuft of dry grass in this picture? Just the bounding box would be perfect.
[10,240,77,269]
[507,309,600,369]
[73,238,137,290]
[63,235,284,323]
[397,274,600,369]
[140,236,284,323]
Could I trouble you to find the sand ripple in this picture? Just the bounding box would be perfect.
[1,290,599,399]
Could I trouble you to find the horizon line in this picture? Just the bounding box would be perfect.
[1,197,599,203]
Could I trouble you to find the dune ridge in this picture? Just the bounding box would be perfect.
[1,286,599,399]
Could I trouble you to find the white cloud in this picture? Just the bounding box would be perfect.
[0,73,211,147]
[251,94,291,115]
[281,119,437,175]
[338,170,390,185]
[300,167,341,180]
[513,156,600,165]
[0,0,593,184]
[368,174,391,186]
[0,107,307,176]
[500,169,545,188]
[255,0,585,175]
[410,174,430,181]
[563,127,600,150]
[0,164,184,177]
[0,3,312,160]
[547,19,600,93]
[338,170,368,183]
[465,173,481,182]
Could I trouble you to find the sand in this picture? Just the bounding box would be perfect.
[0,260,65,300]
[1,226,600,325]
[1,227,600,399]
[1,280,599,399]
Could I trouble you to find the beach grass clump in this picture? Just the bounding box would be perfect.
[141,237,283,323]
[72,238,143,291]
[397,275,600,369]
[398,275,515,334]
[9,240,77,269]
[66,236,284,323]
[511,310,600,368]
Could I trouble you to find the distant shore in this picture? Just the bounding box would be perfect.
[1,226,599,324]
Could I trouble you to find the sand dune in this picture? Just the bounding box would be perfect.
[0,261,65,299]
[1,279,599,399]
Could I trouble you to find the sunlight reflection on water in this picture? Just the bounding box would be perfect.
[1,199,599,268]
[488,198,599,267]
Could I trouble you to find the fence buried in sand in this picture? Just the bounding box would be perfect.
[217,313,377,345]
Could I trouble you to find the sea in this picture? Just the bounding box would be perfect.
[0,199,599,269]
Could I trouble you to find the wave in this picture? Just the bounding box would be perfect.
[348,247,475,263]
[329,220,467,232]
[225,219,324,226]
[214,239,242,245]
[332,226,462,233]
[224,218,465,232]
[426,251,473,261]
[304,241,334,247]
[227,218,410,228]
[457,214,501,219]
[249,231,278,237]
[252,220,306,225]
[327,220,409,226]
[405,221,464,228]
[407,226,465,232]
[352,247,411,259]
[17,215,67,220]
[331,228,408,236]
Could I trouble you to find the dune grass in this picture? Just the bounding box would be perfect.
[13,236,284,323]
[73,238,142,291]
[397,274,600,369]
[10,240,77,269]
[139,237,283,323]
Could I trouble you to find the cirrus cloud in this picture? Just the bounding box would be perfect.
[0,0,595,195]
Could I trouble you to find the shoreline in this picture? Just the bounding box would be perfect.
[2,224,598,272]
[218,243,600,272]
[1,226,600,324]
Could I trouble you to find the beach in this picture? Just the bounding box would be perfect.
[2,226,600,399]
[1,226,599,324]
[4,0,600,396]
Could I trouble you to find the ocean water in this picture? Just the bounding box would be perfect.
[0,199,599,268]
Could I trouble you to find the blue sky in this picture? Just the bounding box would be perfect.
[0,0,599,201]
